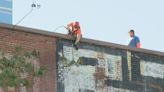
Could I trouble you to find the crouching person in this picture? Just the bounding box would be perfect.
[66,21,82,50]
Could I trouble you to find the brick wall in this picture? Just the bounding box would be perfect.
[0,24,56,92]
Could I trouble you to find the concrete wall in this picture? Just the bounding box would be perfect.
[0,23,164,92]
[56,39,164,92]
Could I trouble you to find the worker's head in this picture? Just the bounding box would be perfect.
[73,21,80,30]
[129,29,135,37]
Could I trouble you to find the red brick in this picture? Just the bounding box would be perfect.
[0,27,56,92]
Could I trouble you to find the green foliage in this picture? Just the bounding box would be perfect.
[0,68,17,87]
[19,79,29,87]
[34,66,47,77]
[25,50,39,58]
[15,46,22,53]
[0,46,46,90]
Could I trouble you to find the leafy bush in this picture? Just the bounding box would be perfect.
[0,46,46,91]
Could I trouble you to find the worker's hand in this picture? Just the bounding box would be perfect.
[68,30,72,35]
[73,43,78,50]
[65,26,70,31]
[73,43,77,47]
[74,42,78,45]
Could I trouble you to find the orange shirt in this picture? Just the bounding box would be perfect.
[67,22,81,35]
[73,29,81,35]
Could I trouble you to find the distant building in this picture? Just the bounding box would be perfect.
[0,0,12,24]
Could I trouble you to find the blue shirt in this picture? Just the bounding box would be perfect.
[128,36,140,48]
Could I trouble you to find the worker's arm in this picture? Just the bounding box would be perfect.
[66,22,73,30]
[136,37,140,48]
[75,34,81,44]
[66,22,74,34]
[136,42,140,48]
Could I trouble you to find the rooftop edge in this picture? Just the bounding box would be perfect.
[0,23,164,57]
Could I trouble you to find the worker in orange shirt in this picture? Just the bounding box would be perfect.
[66,21,82,50]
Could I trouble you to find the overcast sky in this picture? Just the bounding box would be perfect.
[13,0,164,52]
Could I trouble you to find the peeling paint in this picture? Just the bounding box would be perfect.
[140,61,164,79]
[57,40,164,92]
[127,51,132,81]
[58,44,123,92]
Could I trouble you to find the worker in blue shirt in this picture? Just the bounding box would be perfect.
[128,29,140,48]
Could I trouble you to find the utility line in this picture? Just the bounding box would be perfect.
[13,2,39,28]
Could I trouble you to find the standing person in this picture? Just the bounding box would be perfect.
[128,29,140,48]
[66,21,82,50]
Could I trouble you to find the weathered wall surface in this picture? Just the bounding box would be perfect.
[0,24,56,92]
[57,39,164,92]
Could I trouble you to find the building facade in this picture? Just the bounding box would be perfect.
[0,0,12,24]
[0,24,164,92]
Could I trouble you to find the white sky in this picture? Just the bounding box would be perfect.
[13,0,164,52]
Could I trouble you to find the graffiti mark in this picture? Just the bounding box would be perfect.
[77,57,98,66]
[79,88,94,92]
